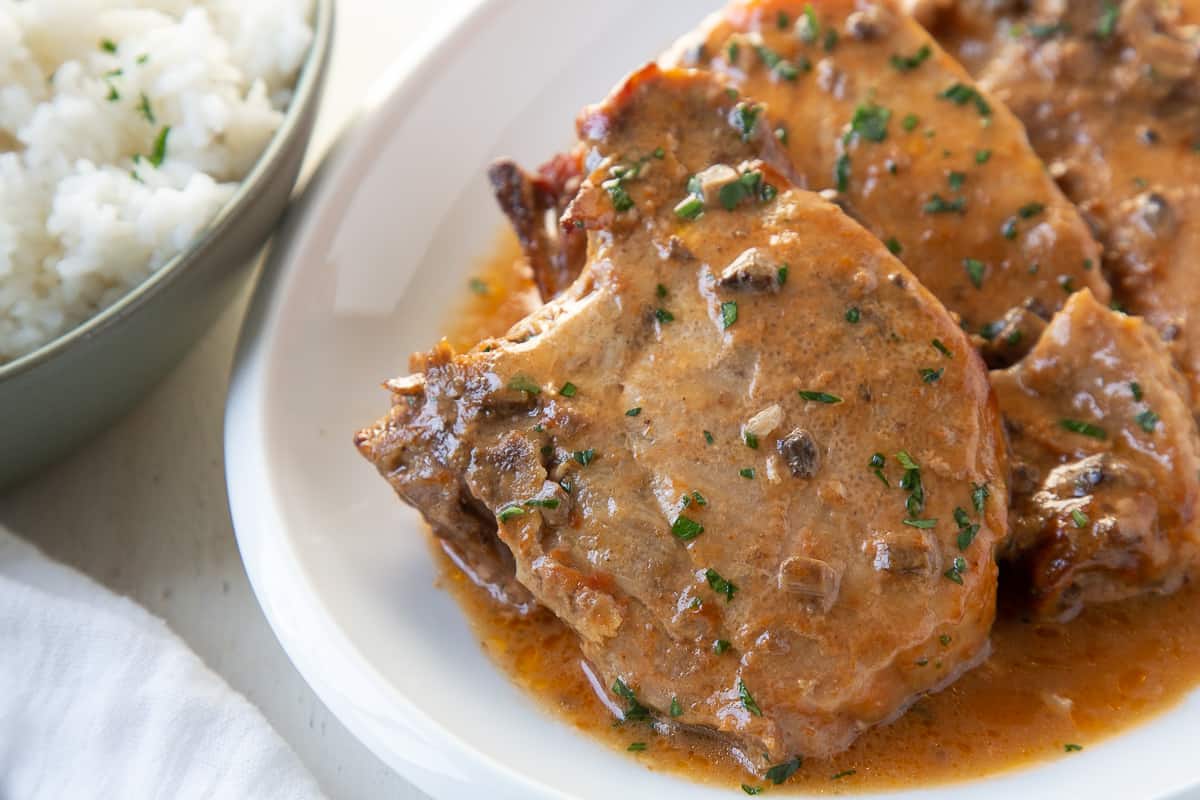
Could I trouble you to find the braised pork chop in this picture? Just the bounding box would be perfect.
[919,0,1200,409]
[992,290,1200,620]
[356,67,1008,766]
[662,0,1109,343]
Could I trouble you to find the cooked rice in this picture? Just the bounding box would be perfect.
[0,0,313,363]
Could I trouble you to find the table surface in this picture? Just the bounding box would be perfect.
[0,2,475,796]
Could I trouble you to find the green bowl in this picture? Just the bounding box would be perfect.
[0,0,334,489]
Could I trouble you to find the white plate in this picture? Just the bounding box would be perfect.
[225,2,1200,797]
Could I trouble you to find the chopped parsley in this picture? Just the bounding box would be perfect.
[523,498,560,510]
[919,367,944,384]
[932,338,953,358]
[559,382,578,397]
[1065,743,1084,752]
[925,194,966,214]
[738,679,762,716]
[674,195,705,220]
[704,430,715,445]
[902,113,919,132]
[835,153,851,192]
[939,83,991,116]
[753,44,801,81]
[1018,202,1046,218]
[898,450,925,517]
[1097,2,1118,38]
[468,277,489,295]
[627,742,647,752]
[603,178,634,212]
[975,149,992,164]
[777,10,790,29]
[798,390,842,404]
[739,467,756,479]
[891,44,932,72]
[964,258,986,288]
[734,101,761,137]
[1071,508,1089,528]
[655,308,675,324]
[1131,381,1144,401]
[1060,419,1107,440]
[508,375,541,394]
[766,756,803,785]
[742,786,764,796]
[870,452,889,487]
[797,3,820,42]
[721,301,739,329]
[670,697,683,717]
[612,678,650,722]
[972,482,989,514]
[138,92,156,124]
[851,103,891,143]
[846,306,862,323]
[832,769,857,780]
[656,283,668,299]
[573,448,596,466]
[706,568,737,601]
[714,639,732,654]
[625,407,642,417]
[672,515,704,541]
[948,171,966,191]
[940,634,952,646]
[775,125,789,145]
[653,146,665,159]
[903,518,938,529]
[944,555,967,585]
[1001,217,1018,239]
[886,237,903,255]
[497,506,525,522]
[100,38,118,53]
[777,265,789,285]
[718,170,768,209]
[1137,409,1160,433]
[955,506,980,550]
[691,490,707,506]
[745,431,759,449]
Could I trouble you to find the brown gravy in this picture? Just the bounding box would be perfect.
[438,231,1200,792]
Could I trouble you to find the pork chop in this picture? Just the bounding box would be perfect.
[992,289,1200,620]
[662,0,1109,344]
[355,66,1008,768]
[918,0,1200,408]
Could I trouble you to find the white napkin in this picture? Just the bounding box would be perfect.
[0,527,326,800]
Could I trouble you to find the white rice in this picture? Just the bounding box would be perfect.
[0,0,313,364]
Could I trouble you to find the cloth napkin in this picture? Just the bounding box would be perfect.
[0,527,326,800]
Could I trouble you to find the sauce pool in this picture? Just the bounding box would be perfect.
[437,230,1200,793]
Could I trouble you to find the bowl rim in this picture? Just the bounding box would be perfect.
[0,0,335,383]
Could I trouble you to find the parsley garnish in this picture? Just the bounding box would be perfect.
[497,506,525,522]
[1060,419,1107,439]
[1137,409,1160,433]
[891,44,931,72]
[948,171,966,191]
[627,742,647,752]
[920,367,944,384]
[925,194,966,214]
[964,258,985,288]
[138,92,155,124]
[846,306,861,323]
[955,506,979,550]
[851,103,891,142]
[932,339,953,358]
[672,516,704,541]
[744,431,759,449]
[738,679,762,716]
[704,430,715,445]
[670,697,683,717]
[721,301,739,329]
[1018,202,1045,218]
[573,449,596,466]
[798,3,819,42]
[939,83,991,116]
[832,769,857,780]
[468,277,489,295]
[523,498,560,509]
[742,786,764,796]
[739,467,755,479]
[944,555,967,584]
[674,195,705,220]
[799,390,842,404]
[603,178,634,212]
[766,756,803,785]
[559,382,578,397]
[1071,508,1089,528]
[706,568,737,601]
[903,518,938,529]
[714,639,731,654]
[902,113,919,133]
[835,153,851,192]
[975,149,992,164]
[508,375,541,394]
[626,407,642,417]
[100,38,118,53]
[972,482,989,514]
[1131,381,1143,401]
[885,237,903,255]
[1097,2,1118,38]
[1065,743,1084,752]
[777,264,789,285]
[655,308,675,323]
[612,679,650,722]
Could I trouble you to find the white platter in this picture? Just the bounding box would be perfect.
[225,1,1200,797]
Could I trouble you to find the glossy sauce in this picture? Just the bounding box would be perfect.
[438,232,1200,792]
